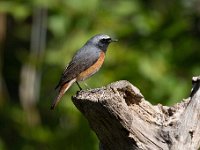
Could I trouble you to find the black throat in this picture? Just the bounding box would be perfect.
[98,44,109,52]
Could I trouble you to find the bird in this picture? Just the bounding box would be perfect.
[51,34,117,109]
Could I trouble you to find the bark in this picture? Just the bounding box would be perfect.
[72,76,200,150]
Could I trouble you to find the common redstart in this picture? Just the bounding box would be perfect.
[51,34,117,109]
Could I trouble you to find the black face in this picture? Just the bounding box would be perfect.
[98,38,112,52]
[100,38,112,44]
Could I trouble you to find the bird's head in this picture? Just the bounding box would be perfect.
[88,34,117,52]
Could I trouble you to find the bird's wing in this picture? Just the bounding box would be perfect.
[55,48,100,89]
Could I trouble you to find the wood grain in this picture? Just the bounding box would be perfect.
[72,76,200,150]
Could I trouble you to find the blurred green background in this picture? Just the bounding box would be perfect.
[0,0,200,149]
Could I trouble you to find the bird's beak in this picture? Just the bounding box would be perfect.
[111,38,118,42]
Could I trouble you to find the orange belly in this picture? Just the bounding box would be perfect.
[76,51,105,81]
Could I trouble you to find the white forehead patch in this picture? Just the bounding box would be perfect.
[98,34,111,39]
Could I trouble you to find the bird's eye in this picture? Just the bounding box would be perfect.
[101,39,107,42]
[101,38,111,43]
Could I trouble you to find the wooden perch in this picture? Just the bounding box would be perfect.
[72,76,200,150]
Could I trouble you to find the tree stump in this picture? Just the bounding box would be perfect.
[72,76,200,150]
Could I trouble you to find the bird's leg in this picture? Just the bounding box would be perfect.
[76,81,82,91]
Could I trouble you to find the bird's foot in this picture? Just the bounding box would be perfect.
[76,81,82,91]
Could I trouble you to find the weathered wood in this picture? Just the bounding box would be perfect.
[72,76,200,150]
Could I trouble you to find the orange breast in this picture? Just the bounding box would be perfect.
[77,51,105,81]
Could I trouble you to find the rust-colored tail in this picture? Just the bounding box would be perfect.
[51,79,76,110]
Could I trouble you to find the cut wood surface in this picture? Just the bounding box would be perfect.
[72,76,200,150]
